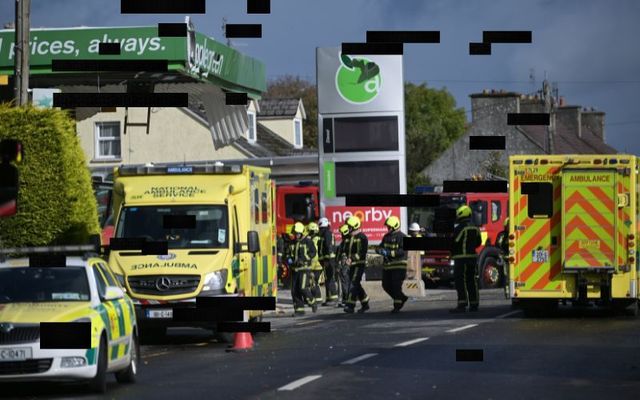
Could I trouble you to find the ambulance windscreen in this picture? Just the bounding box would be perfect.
[0,267,91,303]
[115,205,229,249]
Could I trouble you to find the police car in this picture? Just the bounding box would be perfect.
[0,245,139,393]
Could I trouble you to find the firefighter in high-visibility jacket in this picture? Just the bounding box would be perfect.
[307,222,324,305]
[291,222,318,315]
[335,223,351,307]
[318,217,339,305]
[377,216,409,313]
[344,216,370,314]
[450,205,482,313]
[495,217,510,298]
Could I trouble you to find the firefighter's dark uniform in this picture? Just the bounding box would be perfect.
[319,226,338,303]
[335,232,351,306]
[344,231,369,312]
[291,235,317,313]
[310,233,324,304]
[451,218,482,311]
[495,226,509,298]
[379,229,409,311]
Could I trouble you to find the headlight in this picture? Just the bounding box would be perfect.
[203,269,227,291]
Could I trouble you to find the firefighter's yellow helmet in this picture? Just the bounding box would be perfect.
[346,216,361,230]
[456,205,472,219]
[293,222,305,234]
[504,217,509,227]
[307,222,319,234]
[384,216,400,230]
[339,224,350,235]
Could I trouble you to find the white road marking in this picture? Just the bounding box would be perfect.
[496,310,522,319]
[340,353,378,365]
[295,319,322,326]
[141,351,171,359]
[446,324,478,333]
[394,337,430,347]
[278,375,323,391]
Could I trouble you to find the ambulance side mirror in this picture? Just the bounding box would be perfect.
[247,231,260,253]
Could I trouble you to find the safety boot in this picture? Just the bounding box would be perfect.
[357,302,370,313]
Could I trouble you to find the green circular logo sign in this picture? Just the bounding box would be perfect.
[335,53,382,104]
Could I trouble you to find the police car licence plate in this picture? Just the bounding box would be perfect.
[0,347,32,361]
[146,309,173,319]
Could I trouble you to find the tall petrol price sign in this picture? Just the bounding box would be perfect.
[316,47,406,245]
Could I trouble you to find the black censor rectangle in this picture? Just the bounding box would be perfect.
[172,308,244,323]
[53,93,188,108]
[158,23,188,37]
[225,24,262,38]
[225,92,249,105]
[29,255,66,268]
[247,0,270,14]
[483,31,532,43]
[442,180,508,193]
[121,0,206,14]
[140,241,168,256]
[98,42,121,55]
[217,322,271,333]
[345,194,440,208]
[163,215,196,229]
[507,113,550,126]
[342,42,404,55]
[52,59,168,72]
[403,237,453,251]
[456,349,484,362]
[196,296,276,311]
[366,31,440,43]
[469,42,491,55]
[40,322,91,349]
[109,237,147,251]
[469,136,506,150]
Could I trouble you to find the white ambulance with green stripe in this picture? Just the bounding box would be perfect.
[0,245,139,393]
[107,164,277,339]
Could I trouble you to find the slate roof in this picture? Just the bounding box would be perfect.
[258,98,302,118]
[519,118,617,155]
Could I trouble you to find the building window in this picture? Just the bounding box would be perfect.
[95,122,121,159]
[247,112,256,143]
[294,118,303,148]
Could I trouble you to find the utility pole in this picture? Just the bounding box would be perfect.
[14,0,31,106]
[543,79,555,154]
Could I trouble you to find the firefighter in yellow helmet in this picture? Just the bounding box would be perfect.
[450,205,482,313]
[318,217,339,305]
[343,216,370,313]
[335,223,352,307]
[377,215,409,313]
[291,221,318,315]
[307,222,324,305]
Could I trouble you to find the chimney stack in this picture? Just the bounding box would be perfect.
[556,106,581,138]
[581,109,606,142]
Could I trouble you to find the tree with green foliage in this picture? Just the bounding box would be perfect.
[264,75,317,149]
[404,83,467,192]
[0,104,100,247]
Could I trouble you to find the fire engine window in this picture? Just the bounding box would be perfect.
[261,191,268,224]
[491,200,501,222]
[285,193,313,220]
[254,188,260,225]
[522,182,553,218]
[469,200,487,226]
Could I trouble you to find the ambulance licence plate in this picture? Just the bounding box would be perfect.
[146,309,173,319]
[532,250,549,263]
[0,347,32,361]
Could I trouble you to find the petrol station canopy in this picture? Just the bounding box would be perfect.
[0,23,267,148]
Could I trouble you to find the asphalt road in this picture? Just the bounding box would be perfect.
[3,288,640,399]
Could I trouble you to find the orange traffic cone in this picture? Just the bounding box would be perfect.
[226,332,254,352]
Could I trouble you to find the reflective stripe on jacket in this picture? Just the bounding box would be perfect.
[451,219,481,259]
[380,229,407,269]
[293,236,316,270]
[347,232,368,266]
[311,235,323,270]
[318,227,336,261]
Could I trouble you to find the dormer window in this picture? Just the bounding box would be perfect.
[294,118,302,148]
[247,111,257,143]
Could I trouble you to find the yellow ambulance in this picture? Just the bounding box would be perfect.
[508,155,639,315]
[106,163,277,339]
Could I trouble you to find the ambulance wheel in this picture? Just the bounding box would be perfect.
[480,257,502,289]
[87,335,108,393]
[116,332,139,383]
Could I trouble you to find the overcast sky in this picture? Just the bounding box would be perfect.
[2,0,638,155]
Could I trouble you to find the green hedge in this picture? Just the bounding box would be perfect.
[0,104,100,247]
